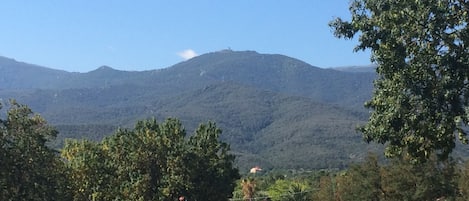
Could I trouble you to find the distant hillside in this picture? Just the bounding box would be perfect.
[0,56,73,89]
[0,50,376,109]
[163,50,375,109]
[0,50,379,171]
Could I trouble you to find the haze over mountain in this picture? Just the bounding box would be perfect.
[0,50,378,171]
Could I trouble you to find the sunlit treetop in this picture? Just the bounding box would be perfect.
[330,0,469,162]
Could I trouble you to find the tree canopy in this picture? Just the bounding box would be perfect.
[0,100,239,201]
[0,100,70,200]
[330,0,469,162]
[62,118,240,201]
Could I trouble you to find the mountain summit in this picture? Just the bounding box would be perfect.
[0,51,377,170]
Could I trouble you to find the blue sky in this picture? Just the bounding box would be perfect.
[0,1,371,72]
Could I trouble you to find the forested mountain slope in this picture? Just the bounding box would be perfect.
[0,50,378,171]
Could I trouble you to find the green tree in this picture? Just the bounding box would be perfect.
[380,155,457,200]
[186,122,240,201]
[335,154,382,201]
[312,175,336,201]
[62,118,239,201]
[267,179,311,201]
[102,118,188,201]
[330,0,469,162]
[0,100,70,200]
[61,139,115,201]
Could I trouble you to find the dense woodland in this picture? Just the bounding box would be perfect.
[4,101,469,201]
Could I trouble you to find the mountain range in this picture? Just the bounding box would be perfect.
[0,50,380,172]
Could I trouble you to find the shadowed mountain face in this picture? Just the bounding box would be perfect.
[0,50,379,171]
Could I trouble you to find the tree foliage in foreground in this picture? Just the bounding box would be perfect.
[7,100,469,200]
[0,100,70,200]
[0,101,239,201]
[62,118,239,201]
[313,154,458,201]
[331,0,469,162]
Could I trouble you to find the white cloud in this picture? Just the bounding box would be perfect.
[177,49,198,60]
